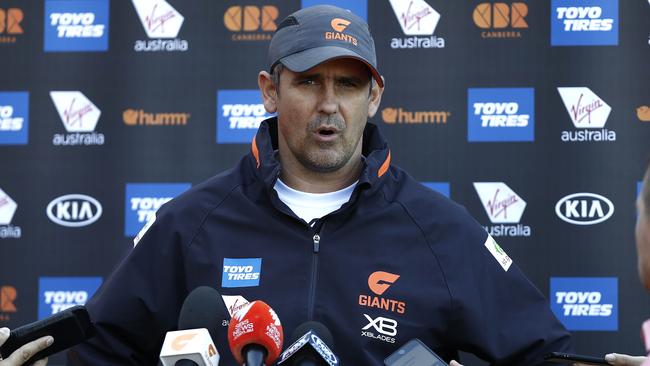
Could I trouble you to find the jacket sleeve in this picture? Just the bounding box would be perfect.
[432,209,573,365]
[67,206,189,365]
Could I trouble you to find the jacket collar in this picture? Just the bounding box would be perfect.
[249,117,391,191]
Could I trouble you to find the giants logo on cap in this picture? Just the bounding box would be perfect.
[325,17,357,45]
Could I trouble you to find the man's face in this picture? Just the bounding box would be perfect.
[636,191,650,290]
[262,58,382,174]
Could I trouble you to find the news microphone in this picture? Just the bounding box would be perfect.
[159,286,227,366]
[0,305,94,364]
[277,321,338,366]
[227,300,284,366]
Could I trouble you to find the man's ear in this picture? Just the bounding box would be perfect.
[258,70,278,114]
[367,76,384,118]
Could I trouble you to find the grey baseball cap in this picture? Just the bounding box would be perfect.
[267,5,383,87]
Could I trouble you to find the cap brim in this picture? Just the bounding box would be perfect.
[280,46,383,88]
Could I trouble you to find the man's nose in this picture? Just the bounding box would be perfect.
[317,83,339,115]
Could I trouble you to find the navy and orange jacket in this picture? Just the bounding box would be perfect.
[68,117,572,365]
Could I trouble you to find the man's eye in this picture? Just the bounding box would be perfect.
[299,79,317,85]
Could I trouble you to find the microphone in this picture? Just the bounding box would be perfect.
[159,286,227,366]
[227,300,284,366]
[277,321,339,366]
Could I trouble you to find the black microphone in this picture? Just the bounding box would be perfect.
[277,321,339,366]
[159,286,227,366]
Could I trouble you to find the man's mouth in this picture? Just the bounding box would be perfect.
[315,126,340,136]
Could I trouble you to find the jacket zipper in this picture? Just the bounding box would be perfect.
[307,233,320,320]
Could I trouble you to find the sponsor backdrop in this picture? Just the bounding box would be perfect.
[0,0,649,364]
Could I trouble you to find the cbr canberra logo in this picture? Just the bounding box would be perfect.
[474,182,530,237]
[47,194,102,227]
[216,90,274,144]
[43,0,109,52]
[388,0,445,49]
[550,277,617,331]
[555,192,614,225]
[557,87,614,142]
[472,2,529,39]
[131,0,188,52]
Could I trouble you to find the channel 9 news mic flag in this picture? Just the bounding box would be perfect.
[228,300,284,366]
[159,286,226,366]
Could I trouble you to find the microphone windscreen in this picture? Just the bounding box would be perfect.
[290,321,334,349]
[178,286,226,340]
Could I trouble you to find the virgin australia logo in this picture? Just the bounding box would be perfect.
[557,87,615,142]
[388,0,445,49]
[474,182,531,237]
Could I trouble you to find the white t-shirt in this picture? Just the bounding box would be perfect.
[273,179,357,223]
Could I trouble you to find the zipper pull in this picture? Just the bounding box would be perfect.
[312,234,320,253]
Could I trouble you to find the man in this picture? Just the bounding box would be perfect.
[598,165,650,366]
[68,5,571,365]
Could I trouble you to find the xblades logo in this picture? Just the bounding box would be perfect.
[224,5,278,41]
[473,2,528,39]
[358,271,406,314]
[361,314,397,344]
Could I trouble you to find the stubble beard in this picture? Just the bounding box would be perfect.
[298,116,363,173]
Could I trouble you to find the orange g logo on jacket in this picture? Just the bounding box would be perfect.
[325,17,357,45]
[359,271,406,314]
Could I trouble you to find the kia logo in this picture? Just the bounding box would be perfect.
[555,193,614,225]
[46,194,102,227]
